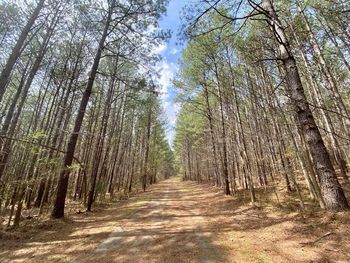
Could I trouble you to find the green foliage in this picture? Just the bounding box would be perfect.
[67,163,81,172]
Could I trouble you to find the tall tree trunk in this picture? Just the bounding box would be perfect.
[203,83,220,186]
[297,3,350,132]
[260,0,349,210]
[51,0,115,218]
[0,0,45,102]
[142,87,153,192]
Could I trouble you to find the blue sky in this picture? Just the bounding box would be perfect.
[155,0,187,145]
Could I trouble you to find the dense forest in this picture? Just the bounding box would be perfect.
[0,0,350,262]
[174,0,350,211]
[0,0,174,226]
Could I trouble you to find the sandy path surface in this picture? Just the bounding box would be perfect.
[79,178,226,263]
[1,177,350,263]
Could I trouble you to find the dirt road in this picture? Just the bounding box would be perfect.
[81,178,228,263]
[1,178,349,262]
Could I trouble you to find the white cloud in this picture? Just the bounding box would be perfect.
[152,43,167,55]
[146,24,156,33]
[163,100,180,125]
[147,41,181,146]
[170,47,179,55]
[164,101,180,146]
[155,59,180,145]
[157,60,175,96]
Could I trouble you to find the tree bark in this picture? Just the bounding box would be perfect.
[51,0,115,218]
[0,0,45,102]
[261,0,349,210]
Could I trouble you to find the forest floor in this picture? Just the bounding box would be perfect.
[1,177,350,263]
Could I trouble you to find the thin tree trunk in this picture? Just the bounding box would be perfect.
[0,0,45,102]
[261,0,349,210]
[51,0,115,218]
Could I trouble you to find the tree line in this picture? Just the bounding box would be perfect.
[0,0,174,227]
[174,0,350,211]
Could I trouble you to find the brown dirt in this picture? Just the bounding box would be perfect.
[1,177,350,263]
